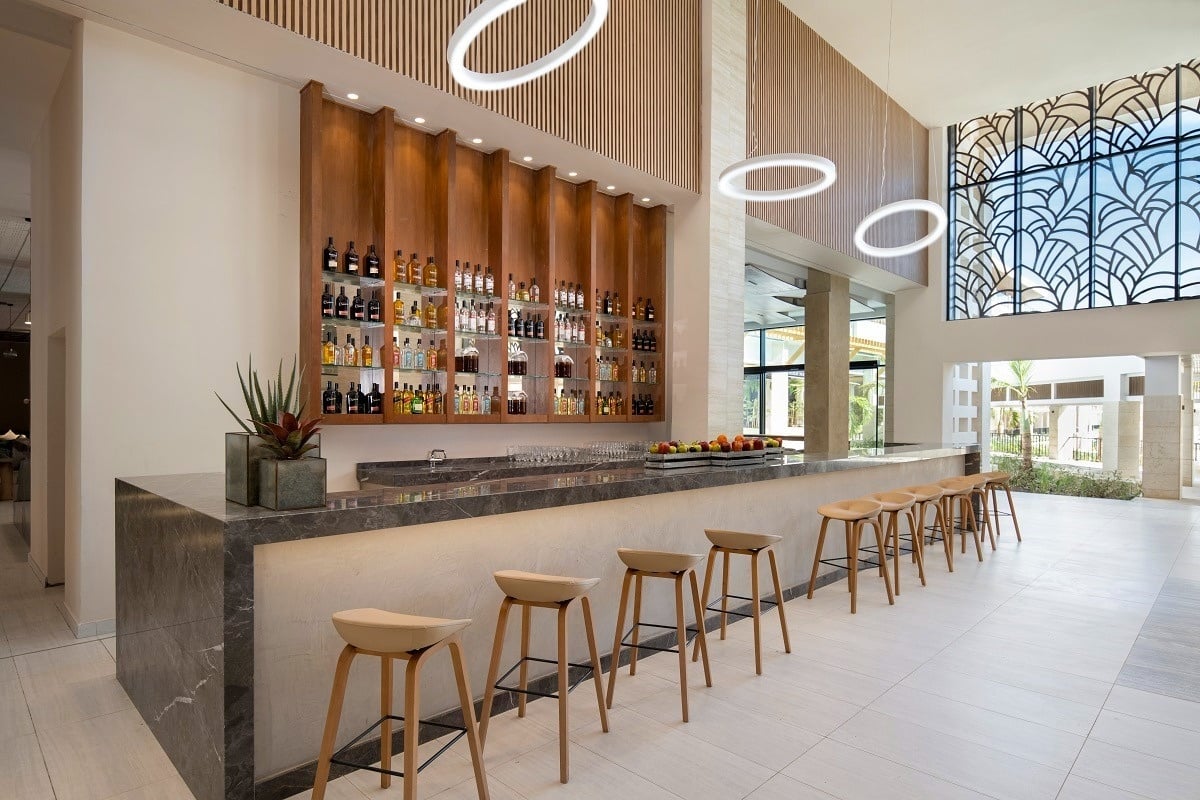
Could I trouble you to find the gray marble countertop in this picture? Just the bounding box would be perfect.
[116,444,976,547]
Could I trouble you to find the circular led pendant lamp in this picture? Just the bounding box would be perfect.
[854,0,946,259]
[717,0,836,203]
[448,0,609,92]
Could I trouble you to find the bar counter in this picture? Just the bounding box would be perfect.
[115,444,978,800]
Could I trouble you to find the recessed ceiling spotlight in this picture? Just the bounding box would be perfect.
[522,155,533,162]
[606,185,616,191]
[346,92,359,100]
[413,116,426,124]
[471,137,483,144]
[641,197,651,203]
[568,171,578,177]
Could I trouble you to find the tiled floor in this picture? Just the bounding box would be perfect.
[2,492,1199,800]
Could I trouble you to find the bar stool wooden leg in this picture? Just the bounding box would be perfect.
[312,645,356,800]
[907,508,926,587]
[579,596,609,733]
[750,550,763,675]
[448,639,491,800]
[606,570,633,709]
[673,574,690,722]
[888,512,901,595]
[380,655,393,789]
[848,521,861,613]
[402,653,423,800]
[1004,484,1023,541]
[557,603,570,783]
[629,575,644,675]
[979,489,997,551]
[688,569,712,688]
[935,500,953,572]
[990,485,1002,536]
[767,548,791,653]
[693,548,715,663]
[807,517,830,598]
[719,551,731,638]
[962,497,984,561]
[517,604,531,717]
[478,597,512,746]
[871,517,895,605]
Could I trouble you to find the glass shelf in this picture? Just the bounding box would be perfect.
[394,323,447,336]
[596,378,626,384]
[594,345,629,353]
[632,319,662,328]
[322,271,385,289]
[632,380,661,386]
[394,281,447,297]
[553,375,591,382]
[392,367,447,376]
[321,364,386,375]
[509,336,550,344]
[631,350,663,357]
[554,305,590,315]
[555,340,591,349]
[454,370,503,378]
[454,331,503,341]
[322,317,385,329]
[507,373,550,380]
[595,313,629,325]
[508,298,550,313]
[455,288,501,303]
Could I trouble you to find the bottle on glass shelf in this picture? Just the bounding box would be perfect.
[557,281,566,305]
[361,335,373,367]
[424,300,438,328]
[508,273,516,300]
[323,237,338,272]
[412,385,425,415]
[365,245,381,278]
[436,340,448,372]
[649,331,657,352]
[403,384,415,415]
[484,303,495,335]
[614,292,622,317]
[406,252,421,286]
[595,290,602,313]
[335,286,350,319]
[392,337,401,367]
[424,256,438,288]
[351,290,365,321]
[333,334,344,366]
[473,264,484,294]
[613,327,624,348]
[471,387,481,415]
[321,284,334,317]
[321,332,336,366]
[392,382,401,415]
[648,363,657,384]
[454,260,464,292]
[481,386,491,415]
[345,242,359,274]
[535,314,545,340]
[433,384,444,415]
[426,340,438,370]
[645,298,656,322]
[565,282,575,308]
[518,281,529,302]
[394,250,406,283]
[530,277,540,303]
[485,265,495,296]
[332,382,343,413]
[343,335,356,366]
[407,301,421,328]
[369,384,382,414]
[634,297,643,320]
[322,382,336,414]
[367,291,381,323]
[400,338,413,369]
[612,359,620,382]
[508,309,519,337]
[491,385,502,414]
[603,291,612,315]
[346,382,360,414]
[393,291,404,322]
[414,339,426,370]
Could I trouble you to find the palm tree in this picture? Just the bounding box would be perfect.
[992,360,1038,470]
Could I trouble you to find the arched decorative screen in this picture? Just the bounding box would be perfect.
[948,60,1200,319]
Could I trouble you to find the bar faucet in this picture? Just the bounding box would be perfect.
[428,449,447,469]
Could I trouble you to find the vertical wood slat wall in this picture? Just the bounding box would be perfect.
[747,0,931,285]
[218,0,701,192]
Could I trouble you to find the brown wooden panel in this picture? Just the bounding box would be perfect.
[1128,375,1145,397]
[1054,379,1104,400]
[217,0,701,191]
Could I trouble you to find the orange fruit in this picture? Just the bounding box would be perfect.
[716,434,729,444]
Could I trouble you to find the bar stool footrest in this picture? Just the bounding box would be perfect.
[703,593,779,619]
[493,656,595,700]
[619,621,701,655]
[819,556,884,571]
[329,714,465,778]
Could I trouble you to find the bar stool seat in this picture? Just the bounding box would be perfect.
[982,471,1023,542]
[817,498,883,521]
[863,491,924,596]
[332,609,471,653]
[808,498,892,613]
[493,570,600,603]
[936,477,984,561]
[617,548,705,574]
[898,484,953,572]
[864,490,916,513]
[703,529,782,550]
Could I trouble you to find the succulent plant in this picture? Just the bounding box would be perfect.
[216,356,305,434]
[253,411,322,460]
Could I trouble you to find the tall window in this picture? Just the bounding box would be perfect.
[949,60,1200,319]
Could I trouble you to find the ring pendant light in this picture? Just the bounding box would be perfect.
[853,198,948,258]
[448,0,609,92]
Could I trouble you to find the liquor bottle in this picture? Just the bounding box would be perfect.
[369,384,382,414]
[351,289,365,321]
[323,237,338,272]
[491,385,502,414]
[603,290,612,315]
[481,386,491,415]
[343,335,356,366]
[473,264,484,294]
[433,385,444,415]
[634,297,643,320]
[333,383,344,413]
[604,327,613,348]
[596,391,605,415]
[648,363,657,384]
[335,286,350,319]
[393,382,402,415]
[454,260,464,292]
[558,281,567,305]
[645,298,656,322]
[535,314,545,340]
[566,282,575,308]
[516,281,527,302]
[608,391,617,415]
[393,291,404,322]
[424,256,438,288]
[361,335,373,367]
[575,283,584,309]
[508,273,516,300]
[345,241,359,274]
[392,337,401,367]
[407,301,421,328]
[321,331,336,365]
[415,339,426,370]
[452,385,462,415]
[612,358,620,382]
[367,291,381,323]
[412,385,425,415]
[530,277,540,303]
[424,300,438,328]
[486,303,497,335]
[436,340,448,372]
[649,331,657,352]
[365,245,381,278]
[485,266,495,296]
[613,327,624,348]
[614,292,622,317]
[468,301,478,333]
[323,381,336,414]
[402,338,414,369]
[508,308,519,337]
[347,382,360,413]
[595,289,602,313]
[426,340,438,370]
[402,383,414,414]
[406,253,421,286]
[471,387,481,415]
[321,284,334,317]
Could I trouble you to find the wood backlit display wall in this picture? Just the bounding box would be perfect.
[301,82,667,426]
[218,0,700,191]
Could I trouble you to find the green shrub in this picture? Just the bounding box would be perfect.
[991,455,1142,500]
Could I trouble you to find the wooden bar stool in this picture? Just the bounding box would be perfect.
[312,610,489,800]
[479,570,609,784]
[863,491,925,596]
[898,483,953,572]
[691,529,791,675]
[606,548,712,722]
[807,499,893,614]
[982,470,1023,541]
[936,477,984,562]
[965,473,998,551]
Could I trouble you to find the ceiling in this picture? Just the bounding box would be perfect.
[0,217,32,330]
[743,251,889,330]
[780,0,1200,127]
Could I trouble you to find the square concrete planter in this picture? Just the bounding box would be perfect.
[226,432,320,506]
[258,457,328,511]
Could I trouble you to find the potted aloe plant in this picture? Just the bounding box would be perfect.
[254,411,326,510]
[217,357,320,506]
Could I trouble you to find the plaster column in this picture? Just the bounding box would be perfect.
[1116,401,1142,478]
[670,0,746,438]
[1048,405,1062,461]
[1142,355,1183,499]
[1181,356,1194,487]
[804,270,849,455]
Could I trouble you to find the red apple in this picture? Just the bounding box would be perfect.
[721,443,732,452]
[752,439,765,450]
[699,441,710,452]
[657,443,670,455]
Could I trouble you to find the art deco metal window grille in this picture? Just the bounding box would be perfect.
[948,60,1200,319]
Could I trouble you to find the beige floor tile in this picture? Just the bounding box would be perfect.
[1071,739,1200,800]
[1087,709,1200,768]
[428,773,523,800]
[16,640,132,729]
[284,773,369,799]
[0,732,55,800]
[102,774,197,800]
[0,661,34,742]
[1055,775,1156,800]
[742,773,838,800]
[39,707,179,800]
[492,738,676,800]
[1103,685,1200,733]
[102,636,117,661]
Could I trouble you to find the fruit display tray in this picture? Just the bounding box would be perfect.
[709,450,767,466]
[644,452,712,469]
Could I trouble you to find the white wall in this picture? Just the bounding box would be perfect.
[892,133,1200,445]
